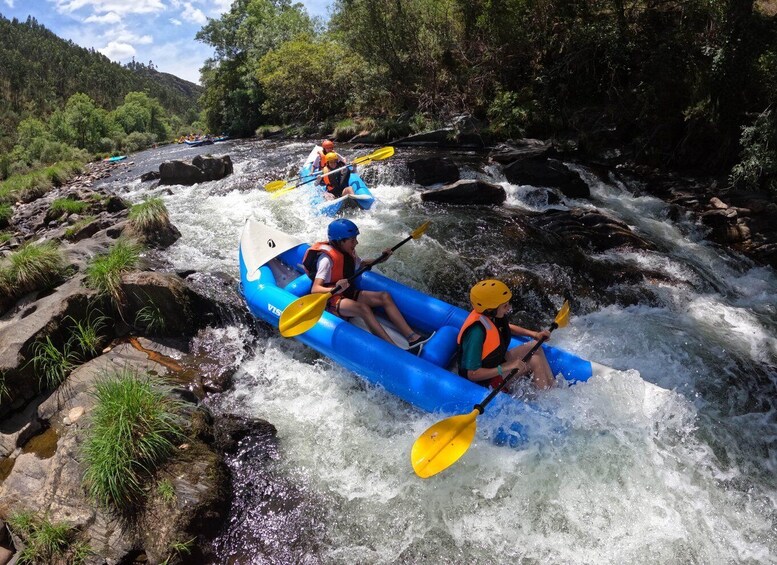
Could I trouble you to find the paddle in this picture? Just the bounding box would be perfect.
[410,300,570,478]
[264,146,395,193]
[278,221,430,338]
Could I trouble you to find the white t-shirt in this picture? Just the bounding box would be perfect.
[315,253,362,283]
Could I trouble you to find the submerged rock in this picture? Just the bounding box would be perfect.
[407,156,460,186]
[159,155,233,185]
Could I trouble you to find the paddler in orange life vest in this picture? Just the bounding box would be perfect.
[318,152,356,201]
[303,219,433,352]
[312,139,336,171]
[457,280,555,390]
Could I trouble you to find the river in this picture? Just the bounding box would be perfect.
[99,139,777,564]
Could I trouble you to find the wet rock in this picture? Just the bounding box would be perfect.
[140,170,161,182]
[159,155,233,186]
[391,128,454,146]
[504,157,590,198]
[407,156,460,186]
[190,327,248,394]
[121,271,197,336]
[489,140,552,164]
[185,271,251,327]
[421,179,506,206]
[532,208,654,251]
[212,413,277,456]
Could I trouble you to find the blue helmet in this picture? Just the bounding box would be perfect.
[328,219,359,241]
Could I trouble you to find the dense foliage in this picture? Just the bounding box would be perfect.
[0,14,202,155]
[197,0,777,192]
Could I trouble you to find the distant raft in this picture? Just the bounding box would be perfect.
[298,146,375,216]
[103,155,127,162]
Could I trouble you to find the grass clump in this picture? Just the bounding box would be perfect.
[31,336,78,390]
[157,478,176,503]
[0,202,11,226]
[0,240,64,297]
[7,510,85,564]
[85,239,141,302]
[66,309,108,357]
[0,231,12,245]
[134,301,166,335]
[49,198,88,218]
[128,197,169,234]
[82,367,183,511]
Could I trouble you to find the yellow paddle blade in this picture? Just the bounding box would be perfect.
[554,300,570,328]
[271,184,298,199]
[411,409,479,478]
[265,179,291,192]
[353,146,394,165]
[411,221,430,240]
[278,292,331,337]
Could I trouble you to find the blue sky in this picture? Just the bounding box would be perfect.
[0,0,331,84]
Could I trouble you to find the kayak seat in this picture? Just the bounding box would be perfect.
[418,325,459,368]
[284,273,313,297]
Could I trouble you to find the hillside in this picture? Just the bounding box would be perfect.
[0,14,203,150]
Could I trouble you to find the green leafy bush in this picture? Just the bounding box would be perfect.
[0,202,11,226]
[730,110,777,197]
[121,131,156,153]
[82,368,183,510]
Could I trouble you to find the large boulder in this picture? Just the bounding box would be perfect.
[0,343,229,565]
[159,155,233,186]
[421,179,506,206]
[504,157,590,198]
[407,157,460,186]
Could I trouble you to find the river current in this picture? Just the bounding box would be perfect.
[100,139,777,564]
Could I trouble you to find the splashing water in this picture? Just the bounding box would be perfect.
[101,140,777,563]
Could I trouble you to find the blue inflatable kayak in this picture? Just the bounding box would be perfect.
[299,146,375,216]
[239,220,616,446]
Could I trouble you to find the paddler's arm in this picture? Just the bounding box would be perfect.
[461,326,529,383]
[312,277,349,294]
[509,323,551,342]
[363,248,393,268]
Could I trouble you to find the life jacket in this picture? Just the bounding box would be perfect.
[457,311,511,387]
[301,242,357,302]
[322,163,349,195]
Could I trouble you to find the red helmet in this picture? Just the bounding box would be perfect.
[322,140,335,151]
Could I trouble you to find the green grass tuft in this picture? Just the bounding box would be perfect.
[128,197,169,234]
[49,198,88,218]
[134,301,166,335]
[82,367,184,511]
[8,511,74,564]
[66,309,108,357]
[63,215,96,240]
[157,478,176,503]
[0,240,64,296]
[85,239,141,303]
[31,336,79,390]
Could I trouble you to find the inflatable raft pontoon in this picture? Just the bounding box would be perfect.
[239,220,615,444]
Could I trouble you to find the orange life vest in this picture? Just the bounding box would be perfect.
[301,242,357,304]
[457,310,511,387]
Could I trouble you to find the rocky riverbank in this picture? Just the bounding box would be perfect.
[0,156,276,564]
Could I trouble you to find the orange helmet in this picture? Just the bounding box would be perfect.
[470,280,512,313]
[325,152,340,164]
[322,140,335,151]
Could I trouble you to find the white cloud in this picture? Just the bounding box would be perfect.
[54,0,164,15]
[84,11,121,24]
[180,3,207,25]
[4,0,15,9]
[99,40,136,61]
[169,18,182,26]
[109,27,153,45]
